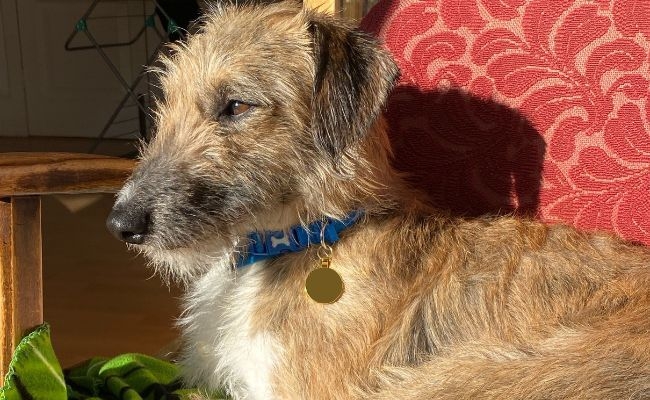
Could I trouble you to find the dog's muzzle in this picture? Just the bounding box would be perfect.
[106,204,150,245]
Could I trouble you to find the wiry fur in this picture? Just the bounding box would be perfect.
[110,1,650,399]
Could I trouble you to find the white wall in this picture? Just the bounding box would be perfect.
[0,0,157,139]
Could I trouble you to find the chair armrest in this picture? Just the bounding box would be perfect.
[0,152,135,383]
[0,152,136,197]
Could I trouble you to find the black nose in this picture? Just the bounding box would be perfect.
[106,206,150,244]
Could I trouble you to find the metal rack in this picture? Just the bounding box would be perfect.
[64,0,186,154]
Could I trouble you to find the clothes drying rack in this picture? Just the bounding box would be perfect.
[64,0,186,154]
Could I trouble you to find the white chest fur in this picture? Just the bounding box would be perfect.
[178,263,281,400]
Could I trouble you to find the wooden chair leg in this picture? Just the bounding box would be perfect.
[0,196,43,385]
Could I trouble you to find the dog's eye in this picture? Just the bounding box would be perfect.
[223,100,252,117]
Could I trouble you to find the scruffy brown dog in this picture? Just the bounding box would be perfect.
[107,1,650,399]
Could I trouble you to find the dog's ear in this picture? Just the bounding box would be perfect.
[308,14,399,163]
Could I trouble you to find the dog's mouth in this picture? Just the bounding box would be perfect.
[131,235,238,283]
[106,206,201,249]
[119,212,241,252]
[107,186,254,250]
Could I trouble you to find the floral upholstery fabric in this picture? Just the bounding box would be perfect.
[360,0,650,245]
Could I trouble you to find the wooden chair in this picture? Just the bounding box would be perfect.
[0,152,135,384]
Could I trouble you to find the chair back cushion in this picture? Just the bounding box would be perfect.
[361,0,650,245]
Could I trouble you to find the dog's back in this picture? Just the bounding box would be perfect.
[358,213,650,399]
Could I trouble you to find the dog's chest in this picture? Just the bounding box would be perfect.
[181,263,281,400]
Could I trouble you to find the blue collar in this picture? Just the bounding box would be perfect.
[236,211,363,269]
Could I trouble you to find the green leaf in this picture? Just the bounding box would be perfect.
[0,324,67,400]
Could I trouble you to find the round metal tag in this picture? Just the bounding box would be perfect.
[305,267,344,304]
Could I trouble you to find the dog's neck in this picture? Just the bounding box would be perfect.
[231,116,425,266]
[305,116,424,217]
[235,211,363,268]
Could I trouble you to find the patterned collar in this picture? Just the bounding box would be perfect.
[235,211,363,268]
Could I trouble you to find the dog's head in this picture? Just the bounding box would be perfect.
[106,0,398,278]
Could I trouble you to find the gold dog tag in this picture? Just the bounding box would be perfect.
[305,257,344,304]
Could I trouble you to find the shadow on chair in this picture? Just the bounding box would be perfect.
[387,86,546,218]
